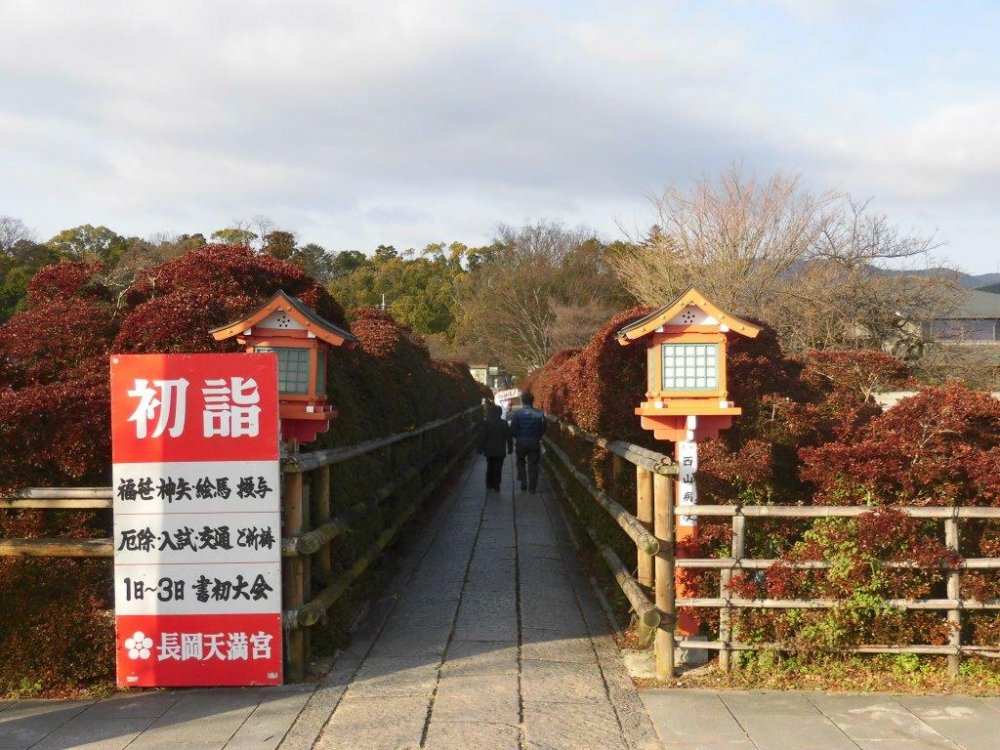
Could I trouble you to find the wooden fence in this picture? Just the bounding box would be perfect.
[540,416,680,679]
[0,405,480,681]
[542,415,1000,679]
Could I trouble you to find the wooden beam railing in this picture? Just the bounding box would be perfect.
[1,488,113,510]
[275,405,480,678]
[545,456,660,639]
[541,414,1000,680]
[542,415,680,678]
[543,439,659,556]
[0,404,481,682]
[544,414,674,476]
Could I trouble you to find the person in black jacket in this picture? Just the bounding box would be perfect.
[509,391,547,493]
[478,404,513,492]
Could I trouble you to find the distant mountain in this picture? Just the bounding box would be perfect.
[949,271,1000,289]
[878,266,1000,289]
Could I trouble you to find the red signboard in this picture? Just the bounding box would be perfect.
[111,354,280,464]
[111,353,282,686]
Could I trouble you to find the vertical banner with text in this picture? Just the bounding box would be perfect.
[111,353,282,687]
[677,440,698,528]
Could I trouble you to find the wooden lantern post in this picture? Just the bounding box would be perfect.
[210,290,357,445]
[617,289,760,642]
[210,291,357,680]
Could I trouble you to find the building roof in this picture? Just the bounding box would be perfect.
[616,287,761,344]
[942,289,1000,320]
[209,290,357,347]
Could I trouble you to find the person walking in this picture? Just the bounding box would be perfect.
[478,403,513,492]
[509,391,547,493]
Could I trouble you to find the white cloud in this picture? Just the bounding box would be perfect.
[763,0,897,23]
[0,0,996,271]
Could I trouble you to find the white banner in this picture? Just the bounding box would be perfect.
[114,562,282,616]
[113,461,279,515]
[677,440,698,527]
[113,513,280,565]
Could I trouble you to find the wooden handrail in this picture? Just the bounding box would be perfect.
[287,421,478,628]
[284,406,479,472]
[0,539,113,557]
[677,597,1000,610]
[543,437,658,555]
[0,402,483,683]
[1,488,113,509]
[675,640,1000,657]
[674,557,1000,570]
[672,504,1000,519]
[544,414,677,475]
[543,449,659,637]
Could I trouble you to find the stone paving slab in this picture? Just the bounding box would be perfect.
[318,694,428,750]
[366,624,452,659]
[386,595,461,628]
[0,686,313,750]
[344,656,441,699]
[523,699,629,750]
[423,720,520,750]
[521,659,607,704]
[893,695,1000,750]
[641,689,1000,750]
[641,692,751,746]
[439,640,519,677]
[30,717,155,750]
[520,630,597,664]
[809,694,960,749]
[431,673,519,724]
[0,701,96,750]
[521,601,587,632]
[720,692,858,750]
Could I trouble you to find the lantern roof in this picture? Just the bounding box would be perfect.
[210,290,357,347]
[616,288,761,345]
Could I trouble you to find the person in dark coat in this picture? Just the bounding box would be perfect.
[509,391,547,493]
[478,403,513,492]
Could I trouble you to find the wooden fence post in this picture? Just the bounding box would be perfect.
[653,472,675,680]
[282,471,306,682]
[612,454,624,501]
[636,466,654,588]
[945,516,961,678]
[313,465,332,582]
[720,514,745,672]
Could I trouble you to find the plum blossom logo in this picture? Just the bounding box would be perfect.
[125,631,154,660]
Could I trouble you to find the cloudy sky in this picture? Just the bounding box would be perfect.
[1,0,998,273]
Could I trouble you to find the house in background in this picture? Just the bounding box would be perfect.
[467,363,512,391]
[924,289,1000,344]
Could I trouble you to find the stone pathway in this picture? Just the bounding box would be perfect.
[306,453,662,750]
[640,689,1000,750]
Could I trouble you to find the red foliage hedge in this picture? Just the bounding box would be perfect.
[524,307,654,444]
[0,245,483,694]
[27,261,109,306]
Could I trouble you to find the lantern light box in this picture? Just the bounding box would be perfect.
[210,290,357,444]
[617,288,760,443]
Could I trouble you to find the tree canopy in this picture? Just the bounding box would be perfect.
[1,169,990,387]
